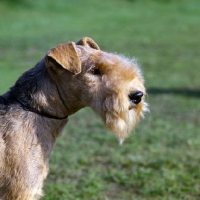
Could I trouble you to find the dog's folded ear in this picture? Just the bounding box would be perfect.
[76,37,100,50]
[45,42,81,74]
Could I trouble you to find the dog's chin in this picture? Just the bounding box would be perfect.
[92,97,147,144]
[104,109,138,144]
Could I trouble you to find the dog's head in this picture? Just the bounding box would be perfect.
[45,37,148,143]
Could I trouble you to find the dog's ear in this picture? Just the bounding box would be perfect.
[76,37,100,50]
[45,42,81,74]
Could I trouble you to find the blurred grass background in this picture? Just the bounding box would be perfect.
[0,0,200,199]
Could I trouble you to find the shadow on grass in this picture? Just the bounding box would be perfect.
[128,0,172,2]
[147,87,200,98]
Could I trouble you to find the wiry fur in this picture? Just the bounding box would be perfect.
[0,37,147,199]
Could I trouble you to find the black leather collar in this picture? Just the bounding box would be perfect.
[2,96,68,120]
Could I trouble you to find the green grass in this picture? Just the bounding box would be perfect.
[0,0,200,199]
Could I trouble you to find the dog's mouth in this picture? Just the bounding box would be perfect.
[92,91,147,143]
[103,108,138,142]
[129,105,136,110]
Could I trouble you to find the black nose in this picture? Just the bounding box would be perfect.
[129,91,143,105]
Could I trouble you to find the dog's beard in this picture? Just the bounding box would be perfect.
[104,108,137,144]
[106,101,148,144]
[92,95,141,144]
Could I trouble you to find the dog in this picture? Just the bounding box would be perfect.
[0,37,148,199]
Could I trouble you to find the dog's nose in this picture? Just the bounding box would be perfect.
[129,91,143,105]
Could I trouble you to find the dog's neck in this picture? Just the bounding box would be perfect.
[6,59,83,119]
[14,96,68,120]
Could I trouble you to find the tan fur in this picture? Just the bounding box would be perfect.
[0,37,147,199]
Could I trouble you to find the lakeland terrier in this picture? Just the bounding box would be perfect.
[0,37,148,200]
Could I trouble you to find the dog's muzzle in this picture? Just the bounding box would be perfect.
[129,91,143,105]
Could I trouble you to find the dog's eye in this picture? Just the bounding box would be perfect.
[89,67,101,76]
